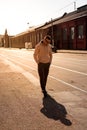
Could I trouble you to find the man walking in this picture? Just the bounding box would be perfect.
[33,35,52,98]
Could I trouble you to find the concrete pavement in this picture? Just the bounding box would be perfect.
[0,48,87,130]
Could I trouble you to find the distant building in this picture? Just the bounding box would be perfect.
[0,35,4,47]
[1,4,87,50]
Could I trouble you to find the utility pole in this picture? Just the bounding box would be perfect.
[51,18,54,46]
[74,1,76,11]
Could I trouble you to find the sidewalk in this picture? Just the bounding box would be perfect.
[1,47,87,54]
[28,48,87,54]
[57,49,87,54]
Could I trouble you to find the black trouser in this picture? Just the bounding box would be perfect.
[38,62,50,91]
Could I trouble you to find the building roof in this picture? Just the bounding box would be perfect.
[12,4,87,37]
[36,4,87,29]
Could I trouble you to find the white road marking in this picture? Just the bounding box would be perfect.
[49,75,87,94]
[54,55,87,62]
[1,53,87,76]
[23,72,39,86]
[52,65,87,76]
[0,54,87,94]
[0,57,39,86]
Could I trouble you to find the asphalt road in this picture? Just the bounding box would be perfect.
[0,48,87,130]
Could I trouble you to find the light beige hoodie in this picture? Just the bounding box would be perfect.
[33,41,52,64]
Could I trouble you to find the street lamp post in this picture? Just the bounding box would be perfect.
[51,18,54,46]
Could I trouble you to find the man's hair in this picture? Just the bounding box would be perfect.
[44,35,51,40]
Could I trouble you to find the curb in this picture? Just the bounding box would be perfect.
[57,50,87,54]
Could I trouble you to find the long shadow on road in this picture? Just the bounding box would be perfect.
[40,94,72,126]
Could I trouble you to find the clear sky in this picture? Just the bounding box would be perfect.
[0,0,87,35]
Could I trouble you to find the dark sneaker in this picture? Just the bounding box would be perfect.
[42,90,48,98]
